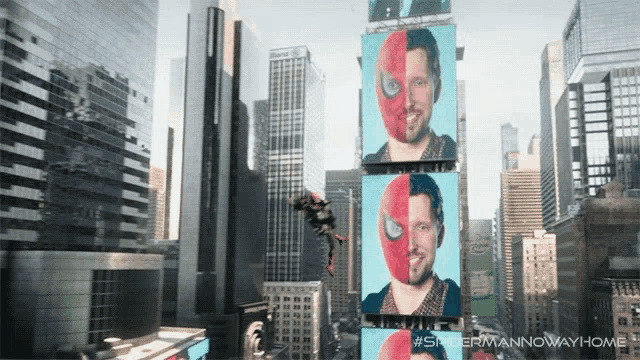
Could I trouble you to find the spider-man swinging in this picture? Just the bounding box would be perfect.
[288,192,347,276]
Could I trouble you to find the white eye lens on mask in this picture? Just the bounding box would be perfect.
[383,212,403,241]
[380,72,401,99]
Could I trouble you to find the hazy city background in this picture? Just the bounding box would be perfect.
[152,0,576,220]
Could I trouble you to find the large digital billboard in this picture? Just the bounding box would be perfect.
[369,0,452,22]
[361,328,462,360]
[362,25,457,164]
[361,173,460,317]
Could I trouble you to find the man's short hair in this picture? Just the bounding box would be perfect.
[406,28,440,80]
[409,173,444,228]
[411,329,448,360]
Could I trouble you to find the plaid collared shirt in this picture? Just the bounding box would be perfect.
[379,274,449,316]
[378,130,455,162]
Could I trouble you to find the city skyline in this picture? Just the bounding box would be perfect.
[152,0,577,220]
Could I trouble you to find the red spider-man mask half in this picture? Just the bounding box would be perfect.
[378,174,410,283]
[378,330,411,360]
[376,31,407,142]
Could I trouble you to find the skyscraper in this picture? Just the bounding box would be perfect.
[178,0,238,323]
[0,1,163,358]
[497,136,543,336]
[539,41,567,229]
[264,46,326,282]
[176,1,270,356]
[557,0,640,203]
[501,123,519,170]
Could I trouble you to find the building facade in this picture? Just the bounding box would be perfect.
[1,0,156,250]
[149,166,166,240]
[323,169,362,319]
[557,0,640,204]
[550,180,640,359]
[497,136,543,336]
[512,231,557,344]
[0,1,163,357]
[263,281,330,360]
[591,257,640,360]
[264,46,326,282]
[539,40,567,229]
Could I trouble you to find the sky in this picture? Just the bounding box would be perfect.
[151,0,578,220]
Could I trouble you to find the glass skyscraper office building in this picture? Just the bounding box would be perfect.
[265,46,325,282]
[558,0,640,201]
[0,1,164,358]
[1,0,155,249]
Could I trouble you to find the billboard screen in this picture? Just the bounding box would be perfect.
[361,328,462,360]
[362,25,457,164]
[361,173,460,317]
[369,0,452,22]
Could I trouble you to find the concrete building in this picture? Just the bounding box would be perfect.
[550,179,640,359]
[539,41,567,229]
[512,230,557,357]
[591,257,640,360]
[264,46,326,282]
[323,169,362,320]
[264,281,330,360]
[165,58,185,241]
[497,136,543,336]
[149,166,166,240]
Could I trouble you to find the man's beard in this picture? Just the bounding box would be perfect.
[404,111,429,143]
[408,269,432,285]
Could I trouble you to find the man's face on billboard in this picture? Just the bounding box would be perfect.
[375,31,437,144]
[408,194,438,285]
[378,175,441,285]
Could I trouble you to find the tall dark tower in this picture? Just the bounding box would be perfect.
[176,1,270,358]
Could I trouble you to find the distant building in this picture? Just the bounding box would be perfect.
[512,230,557,357]
[264,46,326,282]
[539,41,567,229]
[550,179,640,359]
[501,123,519,170]
[324,169,362,320]
[149,166,166,240]
[165,58,185,240]
[591,257,640,359]
[264,281,330,360]
[497,136,543,337]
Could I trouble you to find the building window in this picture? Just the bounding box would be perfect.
[619,317,629,326]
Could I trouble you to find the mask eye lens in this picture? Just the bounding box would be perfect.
[380,72,401,99]
[383,212,403,241]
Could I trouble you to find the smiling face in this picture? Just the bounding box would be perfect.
[375,31,438,144]
[404,48,436,143]
[407,194,438,285]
